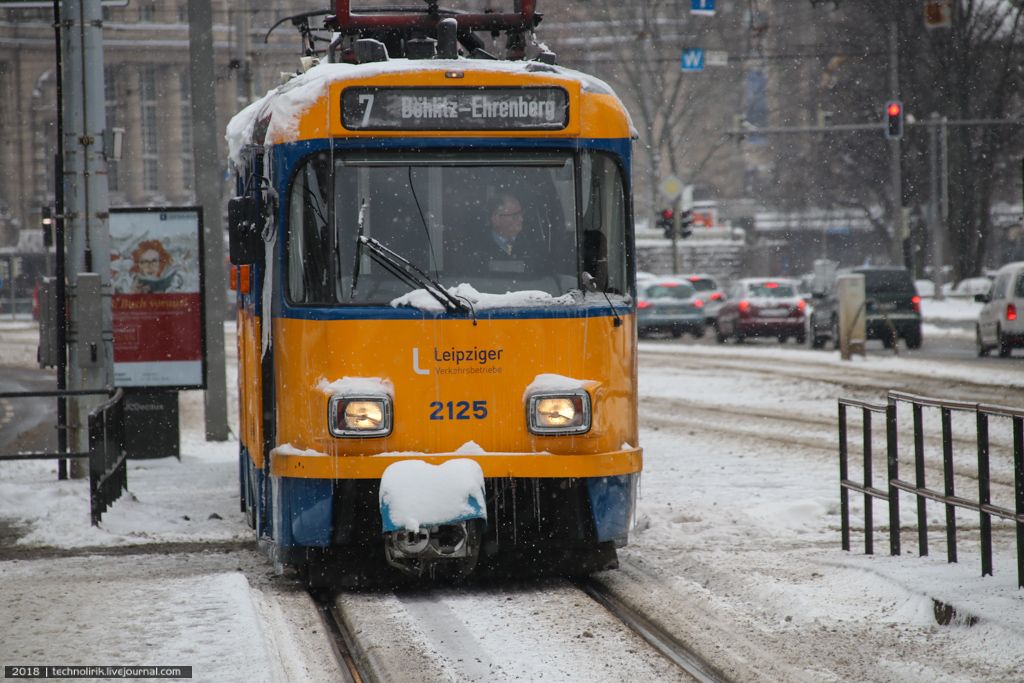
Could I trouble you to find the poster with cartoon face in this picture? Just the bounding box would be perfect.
[109,208,206,389]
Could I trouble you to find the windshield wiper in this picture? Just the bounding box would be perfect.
[357,236,470,314]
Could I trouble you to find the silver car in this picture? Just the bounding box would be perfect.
[976,261,1024,357]
[636,279,706,339]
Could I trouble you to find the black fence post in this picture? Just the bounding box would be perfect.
[863,408,874,555]
[942,406,957,564]
[886,401,901,557]
[913,403,928,557]
[1013,415,1023,590]
[977,411,993,577]
[839,402,850,552]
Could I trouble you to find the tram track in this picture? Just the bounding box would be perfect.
[576,577,726,683]
[639,347,1021,406]
[640,393,1020,510]
[310,590,370,683]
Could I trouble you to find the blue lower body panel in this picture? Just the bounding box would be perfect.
[272,477,334,548]
[586,474,637,544]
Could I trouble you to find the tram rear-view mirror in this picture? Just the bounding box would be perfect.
[228,196,265,266]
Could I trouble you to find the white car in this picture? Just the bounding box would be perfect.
[976,261,1024,357]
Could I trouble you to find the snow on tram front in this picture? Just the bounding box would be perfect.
[227,0,641,584]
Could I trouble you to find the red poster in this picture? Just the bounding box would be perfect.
[109,208,205,388]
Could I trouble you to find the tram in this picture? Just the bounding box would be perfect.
[228,0,641,583]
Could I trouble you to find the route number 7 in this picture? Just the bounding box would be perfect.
[358,94,374,127]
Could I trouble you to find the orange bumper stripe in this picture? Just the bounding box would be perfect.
[269,448,643,480]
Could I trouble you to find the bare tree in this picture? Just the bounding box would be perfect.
[799,0,1024,278]
[549,2,744,221]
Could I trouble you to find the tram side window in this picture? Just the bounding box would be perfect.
[288,156,335,304]
[580,152,628,294]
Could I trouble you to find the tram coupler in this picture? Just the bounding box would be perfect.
[383,519,483,578]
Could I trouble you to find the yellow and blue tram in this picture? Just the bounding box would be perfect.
[228,1,641,582]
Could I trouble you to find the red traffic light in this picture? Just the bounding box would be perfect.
[885,100,904,139]
[661,209,674,220]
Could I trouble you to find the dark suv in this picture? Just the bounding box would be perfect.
[809,266,922,349]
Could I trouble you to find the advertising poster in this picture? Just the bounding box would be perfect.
[109,207,206,389]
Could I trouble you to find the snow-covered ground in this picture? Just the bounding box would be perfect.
[1,307,1021,680]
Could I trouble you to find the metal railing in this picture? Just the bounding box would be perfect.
[0,387,127,525]
[838,391,1024,588]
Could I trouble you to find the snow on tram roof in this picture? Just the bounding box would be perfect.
[225,58,630,169]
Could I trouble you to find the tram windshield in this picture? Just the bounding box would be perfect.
[285,150,629,307]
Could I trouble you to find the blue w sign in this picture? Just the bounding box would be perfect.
[681,49,705,72]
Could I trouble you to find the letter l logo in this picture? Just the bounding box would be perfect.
[412,348,430,375]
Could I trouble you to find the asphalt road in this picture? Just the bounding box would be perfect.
[0,367,58,454]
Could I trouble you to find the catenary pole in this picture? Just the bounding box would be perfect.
[188,0,229,441]
[62,0,114,478]
[888,21,905,269]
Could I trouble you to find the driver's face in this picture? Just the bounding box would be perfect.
[490,199,523,240]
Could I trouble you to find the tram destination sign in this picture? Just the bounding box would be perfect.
[341,86,569,131]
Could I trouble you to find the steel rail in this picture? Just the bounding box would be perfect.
[577,578,729,683]
[310,591,371,683]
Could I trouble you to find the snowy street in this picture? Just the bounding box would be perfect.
[1,321,1023,681]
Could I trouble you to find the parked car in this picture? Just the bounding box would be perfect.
[976,261,1024,357]
[636,279,706,339]
[808,266,922,349]
[678,273,726,324]
[715,278,806,344]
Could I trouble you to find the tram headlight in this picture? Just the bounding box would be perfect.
[527,392,591,435]
[328,396,392,437]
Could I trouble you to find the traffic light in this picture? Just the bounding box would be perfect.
[658,208,693,238]
[678,209,694,238]
[657,208,674,235]
[885,100,903,140]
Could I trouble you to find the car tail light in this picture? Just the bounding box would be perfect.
[710,292,723,301]
[795,299,806,313]
[694,298,704,308]
[738,300,751,316]
[911,295,921,313]
[1008,303,1018,322]
[764,282,778,289]
[637,300,652,309]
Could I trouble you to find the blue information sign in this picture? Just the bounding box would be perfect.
[691,0,716,15]
[681,49,705,73]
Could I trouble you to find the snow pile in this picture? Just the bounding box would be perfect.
[271,443,327,458]
[378,459,486,532]
[225,89,275,169]
[919,296,983,323]
[317,376,394,397]
[523,373,595,402]
[391,283,577,312]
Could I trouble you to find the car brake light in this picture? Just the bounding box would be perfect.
[796,299,806,313]
[764,282,778,289]
[637,300,652,309]
[694,299,704,308]
[738,300,751,315]
[710,292,723,301]
[1008,303,1018,321]
[911,295,921,313]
